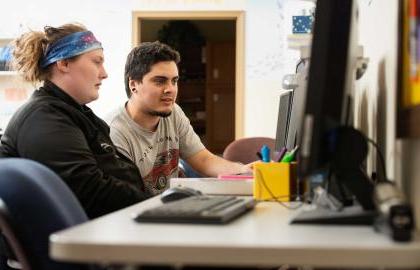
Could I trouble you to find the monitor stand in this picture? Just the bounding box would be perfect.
[291,127,377,226]
[290,204,377,225]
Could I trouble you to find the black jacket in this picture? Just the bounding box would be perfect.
[0,81,150,218]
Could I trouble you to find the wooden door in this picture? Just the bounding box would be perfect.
[205,42,235,154]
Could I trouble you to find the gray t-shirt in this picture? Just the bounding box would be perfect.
[107,104,205,195]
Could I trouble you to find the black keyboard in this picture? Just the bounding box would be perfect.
[134,195,256,224]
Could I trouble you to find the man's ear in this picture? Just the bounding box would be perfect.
[55,59,71,73]
[129,79,141,93]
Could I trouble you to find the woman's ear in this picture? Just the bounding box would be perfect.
[55,59,71,73]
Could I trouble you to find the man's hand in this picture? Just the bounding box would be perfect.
[238,161,256,174]
[187,149,257,177]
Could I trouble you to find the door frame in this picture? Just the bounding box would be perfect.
[132,11,245,139]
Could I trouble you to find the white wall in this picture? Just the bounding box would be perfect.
[357,0,399,181]
[0,0,311,139]
[357,0,420,228]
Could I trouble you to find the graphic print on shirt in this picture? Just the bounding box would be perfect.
[143,148,179,195]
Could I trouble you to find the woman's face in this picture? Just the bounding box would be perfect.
[66,49,108,104]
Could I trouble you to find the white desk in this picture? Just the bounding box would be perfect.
[50,195,420,269]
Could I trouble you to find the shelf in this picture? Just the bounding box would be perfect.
[287,34,312,58]
[0,71,17,76]
[287,34,312,49]
[0,38,13,45]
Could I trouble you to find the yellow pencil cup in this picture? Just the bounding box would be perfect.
[253,162,297,201]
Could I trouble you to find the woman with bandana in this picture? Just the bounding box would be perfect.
[0,23,151,219]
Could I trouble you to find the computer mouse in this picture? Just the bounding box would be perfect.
[160,186,203,203]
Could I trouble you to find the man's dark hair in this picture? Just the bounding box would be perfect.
[124,41,181,98]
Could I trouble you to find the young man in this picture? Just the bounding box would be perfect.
[107,41,251,195]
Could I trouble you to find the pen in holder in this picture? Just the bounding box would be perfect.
[253,162,297,202]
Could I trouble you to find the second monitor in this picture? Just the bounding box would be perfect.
[275,58,309,152]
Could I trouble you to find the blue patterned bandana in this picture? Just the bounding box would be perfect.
[40,31,102,68]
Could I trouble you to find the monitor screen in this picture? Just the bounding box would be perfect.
[274,90,293,151]
[275,56,310,153]
[298,0,357,177]
[296,0,375,212]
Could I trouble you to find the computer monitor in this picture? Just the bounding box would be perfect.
[274,90,293,151]
[294,0,376,222]
[275,59,309,152]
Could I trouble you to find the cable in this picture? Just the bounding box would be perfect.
[364,136,388,183]
[295,58,306,74]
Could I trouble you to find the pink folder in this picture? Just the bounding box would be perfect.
[217,173,253,180]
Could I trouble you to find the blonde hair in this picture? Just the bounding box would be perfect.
[11,23,87,83]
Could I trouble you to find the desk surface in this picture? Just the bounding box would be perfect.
[50,195,420,268]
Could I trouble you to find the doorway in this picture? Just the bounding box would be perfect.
[132,11,245,154]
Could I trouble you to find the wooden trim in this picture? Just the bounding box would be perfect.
[132,15,139,48]
[398,106,420,138]
[132,11,244,20]
[131,10,245,139]
[235,12,245,139]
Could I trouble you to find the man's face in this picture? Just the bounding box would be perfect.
[131,61,179,117]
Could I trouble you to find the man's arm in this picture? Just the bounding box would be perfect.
[186,149,252,177]
[174,104,251,176]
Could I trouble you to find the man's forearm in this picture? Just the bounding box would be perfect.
[203,154,244,176]
[187,149,251,177]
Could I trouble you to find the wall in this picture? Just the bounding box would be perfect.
[0,0,310,139]
[397,140,420,228]
[358,0,420,228]
[357,0,399,181]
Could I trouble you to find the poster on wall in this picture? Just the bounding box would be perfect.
[0,44,12,71]
[0,85,32,134]
[0,39,34,135]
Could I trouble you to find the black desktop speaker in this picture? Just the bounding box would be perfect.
[374,182,414,242]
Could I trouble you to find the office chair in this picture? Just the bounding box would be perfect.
[0,158,93,270]
[178,159,202,178]
[222,137,275,164]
